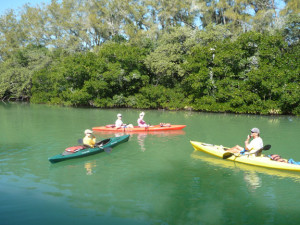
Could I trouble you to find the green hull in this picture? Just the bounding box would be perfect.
[49,134,130,163]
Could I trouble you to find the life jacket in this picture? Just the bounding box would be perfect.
[268,154,287,163]
[65,145,85,153]
[269,155,300,164]
[160,123,171,127]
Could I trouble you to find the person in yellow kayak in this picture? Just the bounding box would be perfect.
[115,113,133,129]
[225,128,263,155]
[83,129,97,148]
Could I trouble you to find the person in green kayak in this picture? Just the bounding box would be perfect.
[83,129,104,148]
[225,128,263,155]
[83,129,97,148]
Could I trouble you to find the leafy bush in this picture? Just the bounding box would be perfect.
[26,30,300,115]
[133,85,187,110]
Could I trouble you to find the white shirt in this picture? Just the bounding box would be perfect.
[115,119,124,128]
[247,137,263,152]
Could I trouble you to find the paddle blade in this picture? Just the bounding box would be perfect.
[263,145,271,151]
[78,139,83,144]
[104,147,112,153]
[223,152,234,159]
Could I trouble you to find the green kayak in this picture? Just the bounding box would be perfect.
[49,134,130,163]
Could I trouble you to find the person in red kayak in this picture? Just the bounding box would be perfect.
[225,128,263,155]
[137,112,149,127]
[115,113,133,129]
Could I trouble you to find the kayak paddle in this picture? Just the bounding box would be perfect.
[223,144,271,159]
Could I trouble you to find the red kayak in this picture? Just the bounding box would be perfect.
[92,124,186,132]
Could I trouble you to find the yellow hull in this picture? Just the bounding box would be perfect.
[190,141,300,172]
[191,151,300,181]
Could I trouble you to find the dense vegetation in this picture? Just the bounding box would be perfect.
[0,0,299,115]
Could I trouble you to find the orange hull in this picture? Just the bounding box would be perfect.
[92,125,186,132]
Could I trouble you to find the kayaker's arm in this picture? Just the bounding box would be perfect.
[244,145,271,156]
[244,149,259,155]
[244,135,251,150]
[249,149,259,154]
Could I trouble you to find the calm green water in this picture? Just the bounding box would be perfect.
[1,102,300,225]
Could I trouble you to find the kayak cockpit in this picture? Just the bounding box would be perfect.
[61,138,112,156]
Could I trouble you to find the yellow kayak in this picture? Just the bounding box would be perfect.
[191,151,300,181]
[190,141,300,172]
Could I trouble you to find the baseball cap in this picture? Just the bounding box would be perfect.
[85,129,93,134]
[250,128,260,134]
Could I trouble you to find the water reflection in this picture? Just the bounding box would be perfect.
[113,132,126,137]
[94,130,186,152]
[137,133,147,152]
[267,118,280,124]
[243,171,261,191]
[135,130,185,152]
[84,161,96,175]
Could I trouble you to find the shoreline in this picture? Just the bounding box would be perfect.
[1,100,298,117]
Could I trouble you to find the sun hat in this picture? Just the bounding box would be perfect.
[250,128,260,134]
[139,112,145,117]
[117,113,122,117]
[85,129,93,134]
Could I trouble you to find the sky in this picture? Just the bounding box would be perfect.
[0,0,51,15]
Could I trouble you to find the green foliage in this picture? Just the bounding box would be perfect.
[144,27,195,87]
[92,98,113,108]
[282,14,300,45]
[132,85,187,110]
[31,42,149,107]
[1,1,299,115]
[195,24,233,45]
[0,44,51,100]
[183,31,300,115]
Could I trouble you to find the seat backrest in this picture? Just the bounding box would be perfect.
[255,150,263,156]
